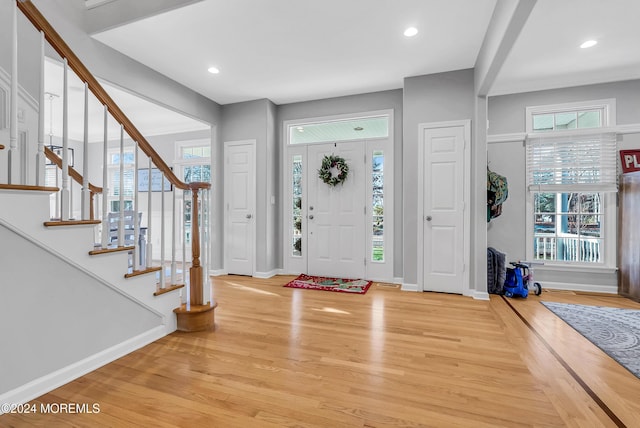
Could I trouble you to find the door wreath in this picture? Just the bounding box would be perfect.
[318,154,349,186]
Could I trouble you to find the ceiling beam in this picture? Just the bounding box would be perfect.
[474,0,537,97]
[86,0,204,35]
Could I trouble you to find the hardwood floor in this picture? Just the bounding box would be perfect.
[2,275,639,427]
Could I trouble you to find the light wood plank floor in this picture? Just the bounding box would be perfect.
[2,275,639,427]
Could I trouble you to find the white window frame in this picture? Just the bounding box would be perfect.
[106,146,135,213]
[525,99,617,270]
[173,139,212,247]
[174,138,212,184]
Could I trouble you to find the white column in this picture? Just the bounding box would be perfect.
[81,83,90,219]
[36,31,46,186]
[8,0,19,184]
[101,106,110,248]
[60,59,70,221]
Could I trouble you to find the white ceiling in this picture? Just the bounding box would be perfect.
[87,0,640,106]
[492,0,640,95]
[90,0,497,105]
[57,0,640,142]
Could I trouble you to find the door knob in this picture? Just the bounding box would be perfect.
[309,206,314,211]
[308,215,314,220]
[425,215,432,221]
[246,214,252,219]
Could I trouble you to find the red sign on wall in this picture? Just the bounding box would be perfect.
[620,150,640,173]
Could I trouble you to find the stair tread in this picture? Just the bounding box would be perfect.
[44,219,102,227]
[89,245,135,255]
[124,266,162,278]
[154,284,185,296]
[0,184,58,192]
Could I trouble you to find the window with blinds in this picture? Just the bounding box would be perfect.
[525,100,617,266]
[526,132,618,192]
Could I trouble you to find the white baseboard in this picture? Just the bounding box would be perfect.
[0,325,167,413]
[209,269,227,276]
[401,283,419,292]
[254,269,281,279]
[393,277,404,285]
[472,290,490,300]
[542,281,618,294]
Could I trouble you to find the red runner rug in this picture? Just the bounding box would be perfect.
[284,274,372,294]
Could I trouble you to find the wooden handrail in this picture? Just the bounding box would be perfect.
[18,1,213,319]
[44,146,102,193]
[16,0,210,193]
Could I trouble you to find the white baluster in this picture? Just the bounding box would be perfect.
[101,106,109,248]
[60,59,70,220]
[36,31,46,186]
[171,188,177,286]
[8,0,19,184]
[160,172,166,288]
[182,190,188,304]
[118,125,124,246]
[146,158,153,269]
[81,83,90,219]
[133,142,140,270]
[202,188,210,304]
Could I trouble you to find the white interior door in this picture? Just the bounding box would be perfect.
[420,123,468,293]
[307,142,365,278]
[224,140,255,275]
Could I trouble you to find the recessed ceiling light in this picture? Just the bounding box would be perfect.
[580,40,597,49]
[404,27,418,37]
[207,66,220,74]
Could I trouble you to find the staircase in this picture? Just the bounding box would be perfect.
[0,0,215,408]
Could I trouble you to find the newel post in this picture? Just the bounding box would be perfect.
[189,184,203,305]
[174,182,216,332]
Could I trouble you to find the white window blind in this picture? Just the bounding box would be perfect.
[526,132,617,192]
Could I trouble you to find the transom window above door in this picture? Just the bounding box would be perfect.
[289,115,389,144]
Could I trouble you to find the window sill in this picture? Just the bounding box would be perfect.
[532,263,617,275]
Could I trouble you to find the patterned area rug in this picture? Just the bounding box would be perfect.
[541,302,640,378]
[284,274,372,294]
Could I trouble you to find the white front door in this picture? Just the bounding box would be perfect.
[419,122,469,293]
[224,140,256,276]
[307,142,365,278]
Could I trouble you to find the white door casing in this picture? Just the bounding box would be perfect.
[418,121,470,294]
[224,140,256,276]
[307,142,365,279]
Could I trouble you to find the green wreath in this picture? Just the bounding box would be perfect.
[318,154,349,186]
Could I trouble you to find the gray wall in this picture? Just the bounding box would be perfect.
[402,69,476,285]
[277,89,404,277]
[0,224,162,394]
[0,2,42,101]
[488,79,640,288]
[221,99,278,274]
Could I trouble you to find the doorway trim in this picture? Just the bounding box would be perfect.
[417,120,471,295]
[223,139,257,276]
[282,109,394,281]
